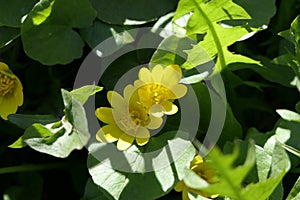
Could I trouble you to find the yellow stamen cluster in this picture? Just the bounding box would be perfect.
[0,73,15,96]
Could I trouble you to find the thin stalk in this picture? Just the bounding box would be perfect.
[191,0,227,72]
[0,162,66,175]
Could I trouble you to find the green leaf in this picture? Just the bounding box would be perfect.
[82,178,112,200]
[291,15,300,47]
[87,131,196,200]
[9,87,94,157]
[0,27,20,48]
[9,122,66,149]
[80,20,135,49]
[173,0,250,35]
[183,141,290,200]
[218,104,243,147]
[89,0,178,25]
[199,143,256,199]
[296,101,300,113]
[272,118,300,161]
[276,109,300,122]
[279,30,295,44]
[150,35,196,68]
[287,176,300,200]
[21,0,97,65]
[233,0,276,28]
[197,24,250,59]
[8,114,59,129]
[228,61,296,87]
[0,0,38,27]
[70,85,103,105]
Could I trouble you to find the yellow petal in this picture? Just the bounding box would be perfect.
[147,115,163,129]
[174,181,184,192]
[14,79,24,106]
[162,101,178,115]
[0,94,19,120]
[182,190,189,200]
[107,91,127,110]
[95,107,115,124]
[96,125,122,143]
[171,84,188,99]
[123,84,135,101]
[117,133,134,151]
[134,80,144,88]
[138,67,152,83]
[0,62,9,71]
[149,104,164,117]
[161,65,182,87]
[168,64,182,75]
[135,127,150,146]
[95,127,107,142]
[151,64,164,83]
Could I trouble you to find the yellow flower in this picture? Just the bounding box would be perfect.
[0,62,23,120]
[95,84,163,151]
[134,64,187,117]
[174,155,219,200]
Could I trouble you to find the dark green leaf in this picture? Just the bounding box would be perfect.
[8,114,59,129]
[21,0,96,65]
[89,0,178,25]
[0,27,20,48]
[0,0,38,27]
[233,0,276,28]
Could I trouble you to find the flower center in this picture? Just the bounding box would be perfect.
[117,103,150,133]
[140,83,175,106]
[0,73,15,96]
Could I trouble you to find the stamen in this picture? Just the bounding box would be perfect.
[0,73,15,96]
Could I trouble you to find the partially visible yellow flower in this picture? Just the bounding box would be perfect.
[174,155,219,200]
[134,64,187,117]
[95,84,163,151]
[0,62,23,120]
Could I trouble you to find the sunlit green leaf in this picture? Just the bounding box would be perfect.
[173,0,250,35]
[70,85,103,105]
[276,109,300,122]
[287,176,300,200]
[88,131,196,200]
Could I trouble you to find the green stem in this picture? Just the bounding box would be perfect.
[0,162,66,175]
[191,0,227,72]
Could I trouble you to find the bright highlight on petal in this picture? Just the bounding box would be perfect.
[0,62,24,120]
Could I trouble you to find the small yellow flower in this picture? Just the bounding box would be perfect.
[0,62,23,120]
[174,155,219,200]
[95,84,163,151]
[134,64,187,117]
